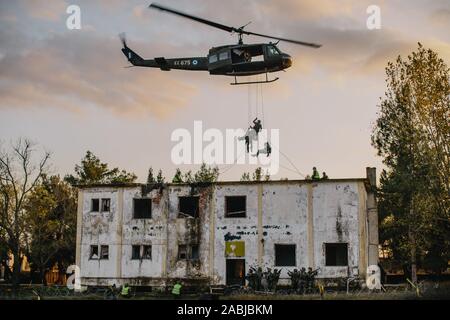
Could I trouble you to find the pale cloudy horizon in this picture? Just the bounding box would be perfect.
[0,0,449,182]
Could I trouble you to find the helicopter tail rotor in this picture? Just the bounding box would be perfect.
[119,32,127,48]
[119,33,145,66]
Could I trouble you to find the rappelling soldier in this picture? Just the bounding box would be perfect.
[252,118,262,134]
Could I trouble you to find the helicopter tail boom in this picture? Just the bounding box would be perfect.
[121,49,208,71]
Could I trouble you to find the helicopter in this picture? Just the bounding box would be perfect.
[121,3,322,85]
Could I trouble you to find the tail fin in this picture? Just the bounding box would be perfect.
[119,33,144,66]
[121,46,144,66]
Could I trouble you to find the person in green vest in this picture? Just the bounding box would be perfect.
[121,283,130,298]
[312,167,321,180]
[172,280,182,299]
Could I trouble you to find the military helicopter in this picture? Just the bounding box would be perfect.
[121,3,321,85]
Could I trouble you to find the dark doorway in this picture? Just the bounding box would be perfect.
[226,259,245,286]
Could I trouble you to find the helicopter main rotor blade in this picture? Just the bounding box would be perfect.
[242,30,322,48]
[149,2,322,48]
[149,3,235,33]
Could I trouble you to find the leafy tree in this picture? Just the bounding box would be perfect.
[147,167,155,184]
[171,164,220,184]
[25,175,77,285]
[241,168,271,182]
[372,43,450,282]
[240,172,251,182]
[193,163,219,183]
[0,139,50,287]
[156,170,165,183]
[172,168,183,183]
[184,170,194,183]
[65,151,137,185]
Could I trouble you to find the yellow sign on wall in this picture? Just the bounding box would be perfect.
[225,241,245,257]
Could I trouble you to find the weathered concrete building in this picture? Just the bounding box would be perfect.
[75,168,378,288]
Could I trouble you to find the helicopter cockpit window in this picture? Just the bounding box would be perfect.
[267,45,280,56]
[209,54,218,63]
[219,51,229,61]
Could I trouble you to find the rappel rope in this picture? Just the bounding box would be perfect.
[223,78,306,179]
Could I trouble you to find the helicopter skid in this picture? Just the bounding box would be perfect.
[230,74,279,85]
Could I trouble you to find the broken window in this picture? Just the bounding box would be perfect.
[89,245,99,260]
[225,196,246,218]
[100,245,109,260]
[191,245,199,260]
[178,244,199,260]
[91,199,99,212]
[275,244,296,266]
[143,245,152,259]
[101,198,110,212]
[178,196,199,218]
[178,245,187,260]
[325,243,348,266]
[131,245,151,260]
[133,198,152,219]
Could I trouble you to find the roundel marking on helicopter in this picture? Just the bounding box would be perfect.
[192,59,198,65]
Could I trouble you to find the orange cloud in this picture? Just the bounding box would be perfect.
[0,31,198,118]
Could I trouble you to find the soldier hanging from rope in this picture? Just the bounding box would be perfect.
[252,117,262,134]
[255,142,272,157]
[239,127,258,153]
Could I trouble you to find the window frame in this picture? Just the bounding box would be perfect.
[274,244,296,267]
[91,198,100,212]
[190,244,199,261]
[142,245,152,260]
[89,245,99,260]
[131,245,141,260]
[100,245,109,260]
[224,196,247,218]
[101,198,111,212]
[178,245,188,260]
[133,198,152,219]
[325,243,349,267]
[177,244,199,261]
[178,196,200,218]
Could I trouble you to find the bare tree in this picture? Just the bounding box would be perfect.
[0,139,50,287]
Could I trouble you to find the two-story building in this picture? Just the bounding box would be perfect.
[75,168,378,289]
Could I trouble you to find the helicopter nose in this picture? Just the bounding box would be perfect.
[282,54,292,68]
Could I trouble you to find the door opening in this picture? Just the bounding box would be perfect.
[226,259,245,286]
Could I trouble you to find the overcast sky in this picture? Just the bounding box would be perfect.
[0,0,449,182]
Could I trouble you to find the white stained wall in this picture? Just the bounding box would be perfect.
[78,179,370,286]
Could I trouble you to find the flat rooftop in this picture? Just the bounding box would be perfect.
[75,178,370,189]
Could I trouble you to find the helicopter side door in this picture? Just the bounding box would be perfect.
[229,44,267,75]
